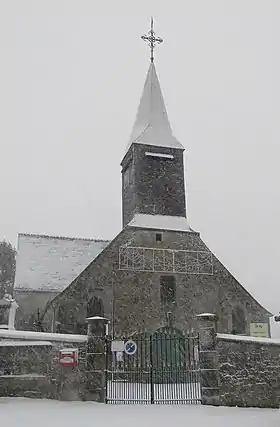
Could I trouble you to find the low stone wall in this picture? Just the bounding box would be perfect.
[0,374,53,398]
[50,342,87,401]
[0,341,52,376]
[0,320,108,403]
[0,330,88,400]
[217,334,280,408]
[0,341,54,398]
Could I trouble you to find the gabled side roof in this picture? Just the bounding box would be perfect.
[14,233,110,293]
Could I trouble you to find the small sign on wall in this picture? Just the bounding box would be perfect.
[111,340,125,352]
[59,348,78,367]
[250,323,269,338]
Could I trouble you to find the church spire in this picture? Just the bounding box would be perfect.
[126,19,184,152]
[121,19,186,228]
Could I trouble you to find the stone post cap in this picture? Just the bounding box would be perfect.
[86,316,109,323]
[196,313,216,320]
[10,300,19,309]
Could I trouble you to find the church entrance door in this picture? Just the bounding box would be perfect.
[105,328,201,404]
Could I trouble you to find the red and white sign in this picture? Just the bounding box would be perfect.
[59,348,78,367]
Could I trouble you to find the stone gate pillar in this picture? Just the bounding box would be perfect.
[84,316,108,402]
[196,313,220,406]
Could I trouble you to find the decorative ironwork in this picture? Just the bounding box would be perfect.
[141,17,163,63]
[119,246,213,275]
[105,329,201,404]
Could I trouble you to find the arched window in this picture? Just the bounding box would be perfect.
[160,276,176,304]
[232,306,246,335]
[87,297,104,318]
[56,305,66,333]
[57,305,65,325]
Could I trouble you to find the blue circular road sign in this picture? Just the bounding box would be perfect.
[124,340,137,355]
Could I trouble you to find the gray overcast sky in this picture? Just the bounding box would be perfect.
[1,1,280,333]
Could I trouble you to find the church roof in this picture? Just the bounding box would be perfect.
[127,214,194,233]
[14,233,110,293]
[126,62,184,153]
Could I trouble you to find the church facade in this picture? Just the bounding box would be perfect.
[40,50,271,337]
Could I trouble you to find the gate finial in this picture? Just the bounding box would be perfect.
[167,311,174,327]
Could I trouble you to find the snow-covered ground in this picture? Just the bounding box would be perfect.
[0,398,279,427]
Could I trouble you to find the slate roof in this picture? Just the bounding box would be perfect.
[14,233,110,293]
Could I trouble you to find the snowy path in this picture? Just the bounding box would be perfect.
[0,398,279,427]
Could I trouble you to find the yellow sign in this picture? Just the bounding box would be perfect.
[250,323,269,338]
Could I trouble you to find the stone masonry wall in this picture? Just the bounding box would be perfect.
[217,335,280,408]
[0,335,88,400]
[44,226,270,338]
[121,143,186,227]
[0,343,54,398]
[0,343,52,376]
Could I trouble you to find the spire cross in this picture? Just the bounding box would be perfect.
[141,17,163,63]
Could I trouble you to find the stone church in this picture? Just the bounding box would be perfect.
[14,24,271,337]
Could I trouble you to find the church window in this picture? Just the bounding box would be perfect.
[123,169,129,188]
[57,305,65,324]
[145,152,174,160]
[87,296,104,318]
[0,306,9,325]
[232,306,246,335]
[156,233,162,242]
[160,276,176,304]
[123,165,132,189]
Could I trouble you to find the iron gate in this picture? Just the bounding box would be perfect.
[105,329,201,404]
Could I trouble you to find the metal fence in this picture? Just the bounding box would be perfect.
[106,329,201,404]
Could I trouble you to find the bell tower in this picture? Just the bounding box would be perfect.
[121,19,186,228]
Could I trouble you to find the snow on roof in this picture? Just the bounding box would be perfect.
[125,62,184,154]
[127,214,193,233]
[145,152,174,159]
[0,374,47,379]
[196,313,216,318]
[86,316,109,321]
[0,340,52,347]
[0,329,88,343]
[15,233,110,292]
[217,333,280,346]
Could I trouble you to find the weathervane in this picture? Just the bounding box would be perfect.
[141,17,163,63]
